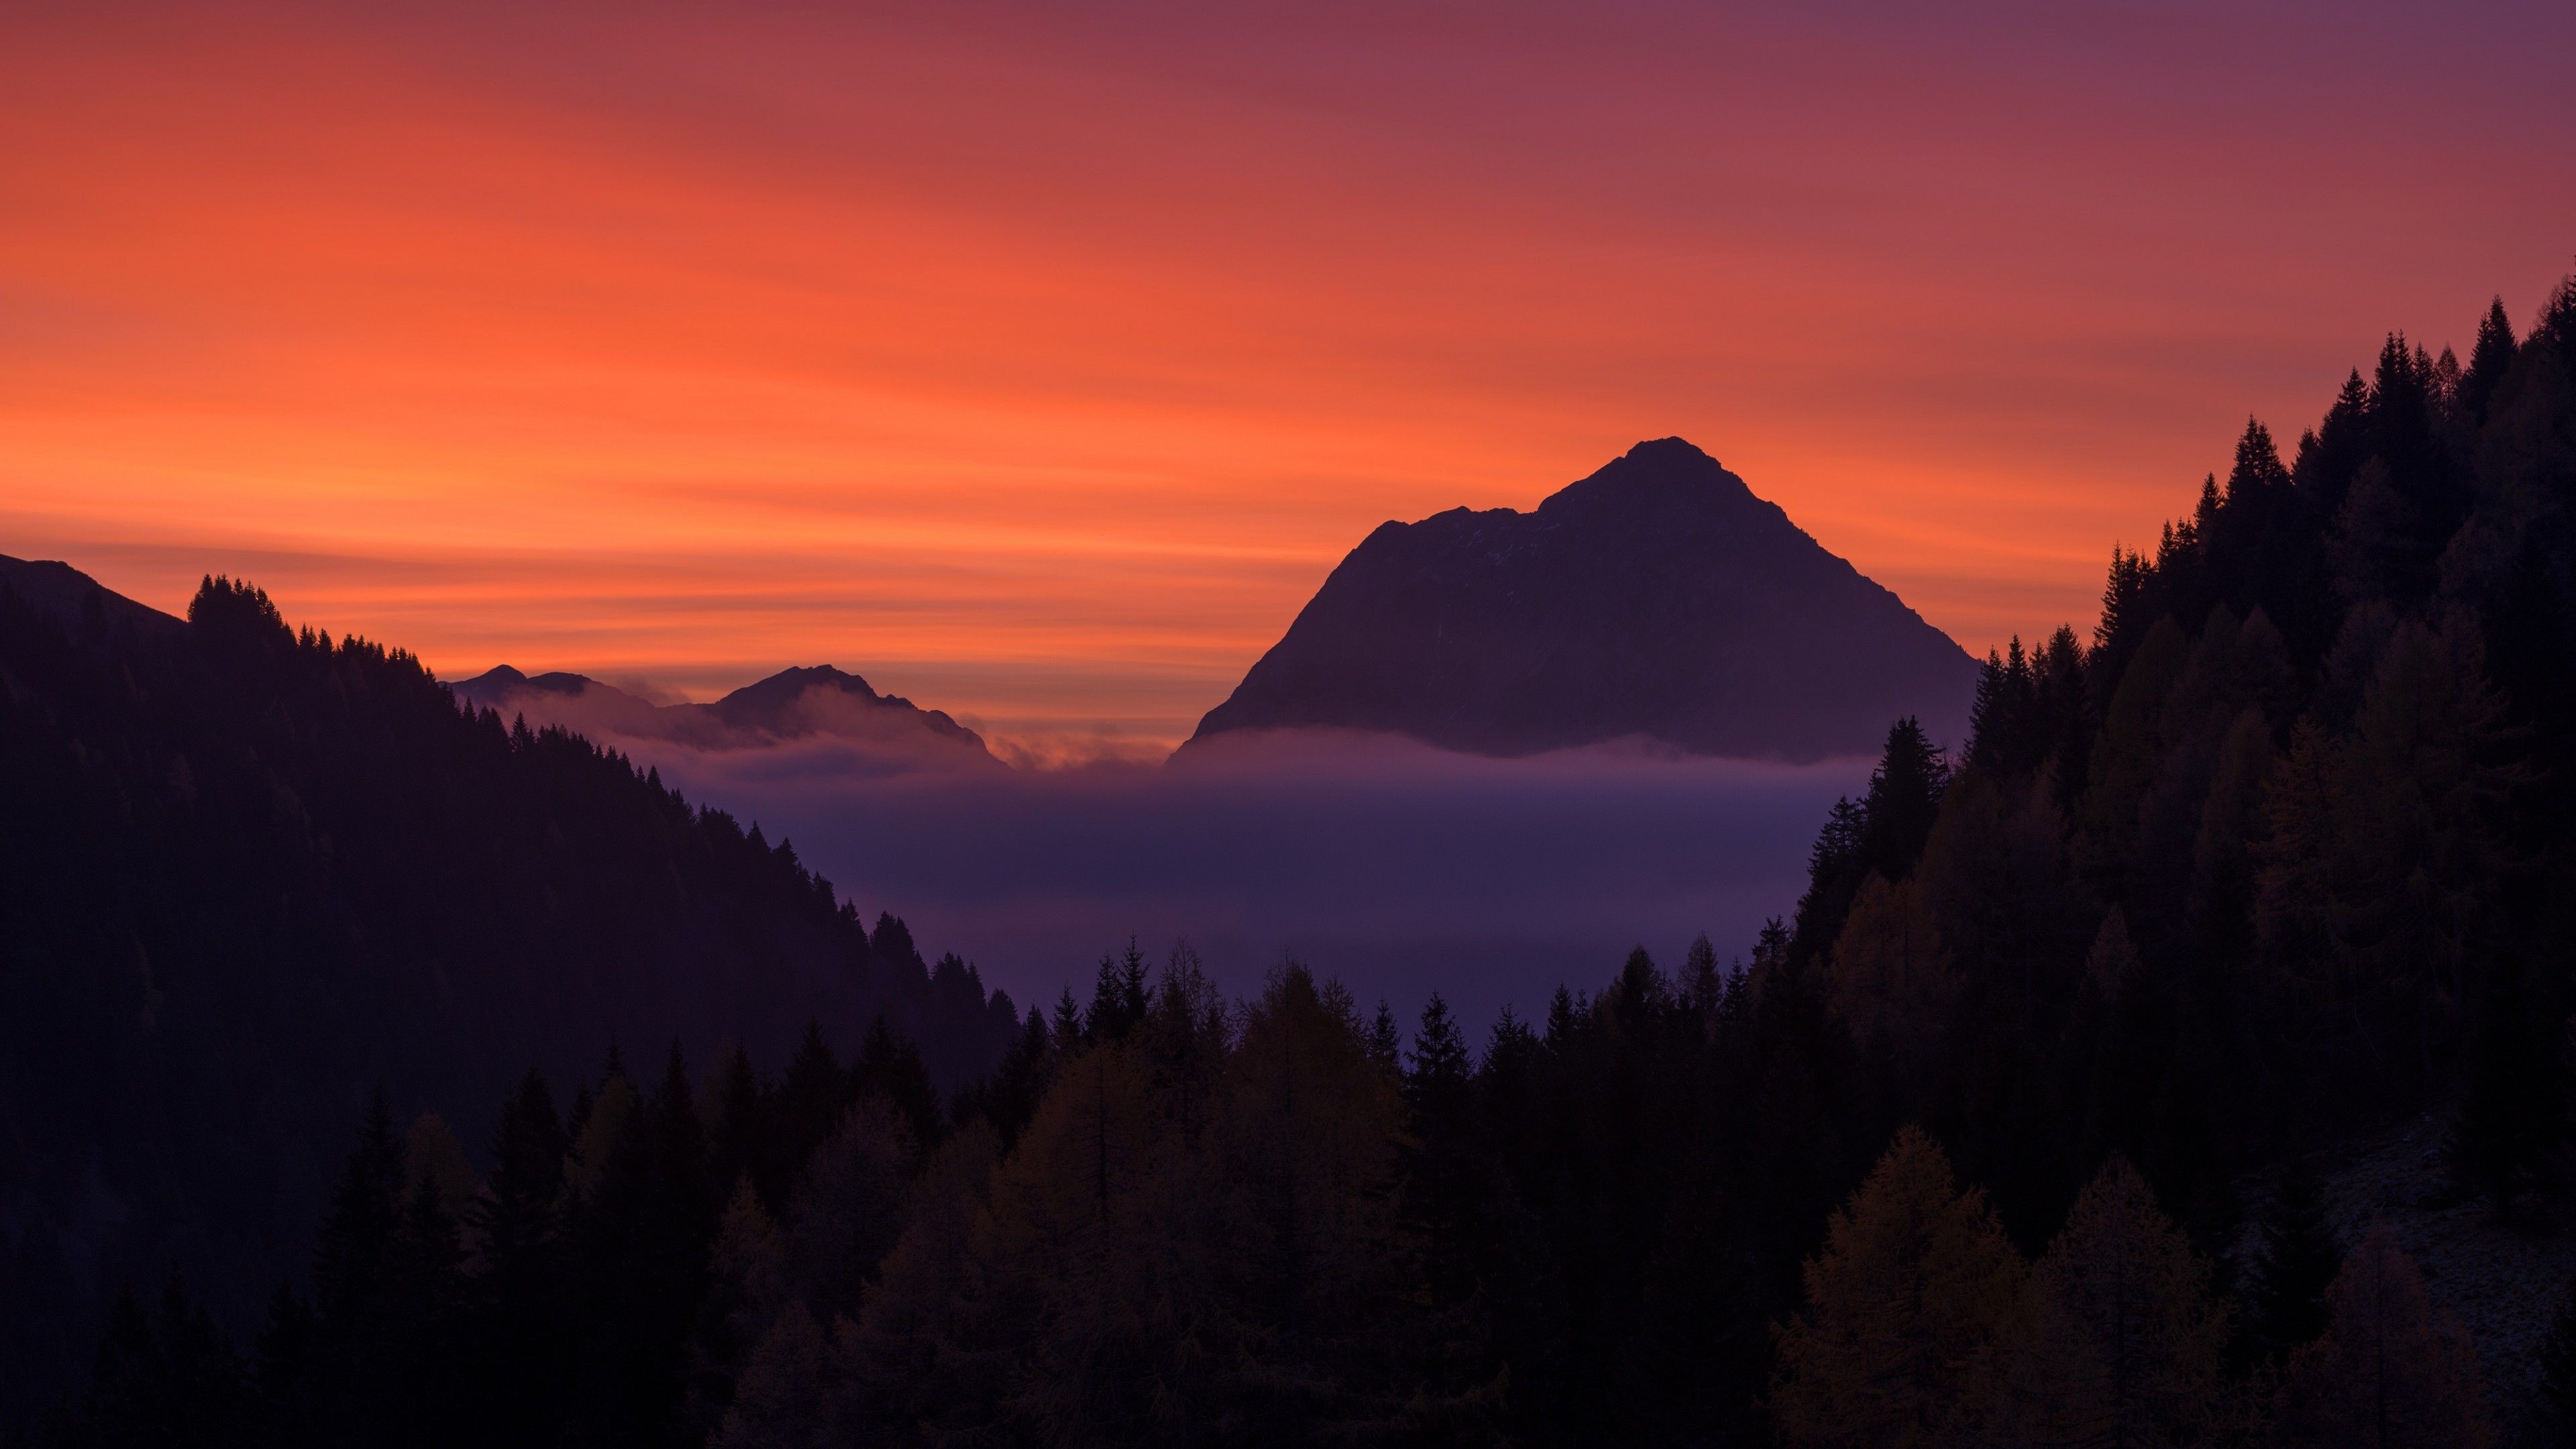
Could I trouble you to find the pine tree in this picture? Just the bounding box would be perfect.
[1860,716,1949,883]
[1406,993,1472,1122]
[704,1043,765,1205]
[2443,956,2567,1218]
[1968,650,2012,775]
[252,1284,322,1448]
[647,1040,717,1342]
[1965,635,2039,779]
[692,1177,784,1439]
[963,1006,1057,1150]
[1790,796,1870,962]
[402,1114,479,1226]
[836,1126,1008,1444]
[314,1093,405,1334]
[475,1069,567,1278]
[466,1073,569,1448]
[557,1058,673,1446]
[2035,624,2092,809]
[1543,985,1585,1050]
[2245,1155,2341,1362]
[1084,938,1150,1042]
[80,1287,164,1449]
[775,1097,915,1325]
[1197,963,1424,1438]
[2536,1270,2576,1438]
[981,1036,1166,1440]
[2094,546,2150,674]
[1368,1000,1403,1071]
[1395,991,1506,1401]
[2014,1157,2229,1446]
[1608,947,1667,1035]
[712,1304,837,1449]
[774,1022,845,1195]
[68,1277,248,1447]
[1771,1126,2027,1448]
[1678,933,1723,1024]
[853,1016,942,1151]
[1823,873,1947,1071]
[154,1275,248,1445]
[309,1092,411,1438]
[2192,472,2223,547]
[387,1171,468,1446]
[2458,297,2519,427]
[2279,1227,2489,1448]
[2229,417,2291,499]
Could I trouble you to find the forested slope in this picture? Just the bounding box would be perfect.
[0,574,1021,1416]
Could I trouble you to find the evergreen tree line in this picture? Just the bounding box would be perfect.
[1788,282,2576,1236]
[38,1010,941,1449]
[46,938,2576,1447]
[1772,1126,2496,1446]
[0,574,1022,1413]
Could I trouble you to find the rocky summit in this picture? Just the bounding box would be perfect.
[1187,438,1978,760]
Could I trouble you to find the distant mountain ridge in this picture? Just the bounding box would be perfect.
[1187,438,1979,760]
[453,661,998,763]
[0,553,185,641]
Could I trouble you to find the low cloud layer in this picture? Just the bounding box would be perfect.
[471,674,1008,779]
[568,720,1866,1034]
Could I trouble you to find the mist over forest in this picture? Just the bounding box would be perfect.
[515,713,1871,1024]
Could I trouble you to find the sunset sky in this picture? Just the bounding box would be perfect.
[7,2,2574,757]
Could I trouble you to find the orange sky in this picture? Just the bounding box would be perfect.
[5,2,2573,756]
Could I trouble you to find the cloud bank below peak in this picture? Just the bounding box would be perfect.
[578,722,1877,1028]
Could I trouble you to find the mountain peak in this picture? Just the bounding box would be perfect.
[455,659,999,767]
[0,554,186,642]
[1623,435,1719,468]
[1534,436,1756,520]
[714,664,877,710]
[701,665,997,759]
[1186,445,1974,760]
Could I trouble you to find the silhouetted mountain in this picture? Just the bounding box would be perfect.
[1187,439,1978,760]
[0,553,184,643]
[451,662,620,700]
[0,565,1021,1411]
[455,661,1000,766]
[706,663,985,745]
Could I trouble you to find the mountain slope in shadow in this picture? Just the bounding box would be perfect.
[0,560,1020,1407]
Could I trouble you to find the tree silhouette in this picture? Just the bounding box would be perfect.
[2012,1156,2229,1446]
[1772,1126,2025,1448]
[2245,1155,2342,1364]
[2278,1227,2488,1449]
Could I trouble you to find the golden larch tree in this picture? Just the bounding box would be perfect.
[1770,1125,2027,1448]
[2012,1155,2230,1447]
[2278,1226,2489,1449]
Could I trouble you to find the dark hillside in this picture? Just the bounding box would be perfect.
[0,568,1019,1411]
[1764,277,2576,1436]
